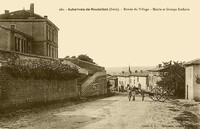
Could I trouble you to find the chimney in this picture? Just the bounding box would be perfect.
[5,10,9,14]
[44,15,48,19]
[30,3,34,17]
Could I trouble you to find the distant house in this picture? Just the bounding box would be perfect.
[147,65,165,90]
[184,59,200,101]
[0,3,59,58]
[107,75,118,91]
[117,71,149,91]
[129,73,149,90]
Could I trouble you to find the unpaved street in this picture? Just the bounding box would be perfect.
[0,94,199,129]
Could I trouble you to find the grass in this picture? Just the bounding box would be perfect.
[174,111,200,129]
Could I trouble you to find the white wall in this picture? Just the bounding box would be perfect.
[185,66,193,100]
[130,76,148,90]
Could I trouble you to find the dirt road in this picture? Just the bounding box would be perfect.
[0,94,199,129]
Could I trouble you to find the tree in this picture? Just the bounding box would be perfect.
[156,61,185,98]
[77,54,95,64]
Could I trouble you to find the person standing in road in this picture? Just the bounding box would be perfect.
[132,86,136,101]
[127,85,132,101]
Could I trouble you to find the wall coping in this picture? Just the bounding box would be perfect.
[0,48,58,61]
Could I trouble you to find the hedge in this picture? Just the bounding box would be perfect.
[0,59,80,80]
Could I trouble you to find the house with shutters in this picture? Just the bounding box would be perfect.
[117,70,149,92]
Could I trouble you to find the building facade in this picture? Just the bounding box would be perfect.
[117,72,149,91]
[0,3,59,58]
[0,25,32,54]
[185,59,200,101]
[148,67,163,90]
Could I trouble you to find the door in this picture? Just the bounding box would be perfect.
[187,67,194,100]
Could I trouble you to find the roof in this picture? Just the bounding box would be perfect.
[0,25,33,39]
[148,67,167,72]
[130,72,149,77]
[0,10,59,30]
[118,72,149,77]
[107,76,118,80]
[61,58,105,74]
[0,10,44,19]
[184,58,200,66]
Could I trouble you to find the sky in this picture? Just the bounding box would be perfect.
[0,0,199,67]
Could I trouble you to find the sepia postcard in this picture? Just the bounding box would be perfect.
[0,0,199,129]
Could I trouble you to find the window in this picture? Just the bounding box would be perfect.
[24,40,26,53]
[46,25,49,40]
[46,25,48,40]
[15,37,18,51]
[49,28,52,41]
[18,38,20,52]
[52,30,54,42]
[46,43,49,56]
[24,40,27,53]
[137,77,139,82]
[21,39,24,52]
[10,24,16,29]
[49,45,51,57]
[52,47,54,58]
[28,43,31,53]
[55,30,58,43]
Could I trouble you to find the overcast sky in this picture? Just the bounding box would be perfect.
[0,0,199,67]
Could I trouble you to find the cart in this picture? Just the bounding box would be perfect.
[135,87,168,102]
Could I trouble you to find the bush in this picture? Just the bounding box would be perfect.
[1,59,80,80]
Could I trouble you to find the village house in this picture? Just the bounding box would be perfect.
[147,64,163,90]
[117,70,149,91]
[0,3,59,58]
[184,58,200,101]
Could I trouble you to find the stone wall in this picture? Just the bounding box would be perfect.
[0,27,10,51]
[71,59,105,75]
[0,70,78,108]
[82,75,107,97]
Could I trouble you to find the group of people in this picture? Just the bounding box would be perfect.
[126,85,145,101]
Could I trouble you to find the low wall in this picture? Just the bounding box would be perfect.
[0,49,58,61]
[71,59,105,75]
[0,70,78,108]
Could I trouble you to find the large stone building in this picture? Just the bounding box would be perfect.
[0,3,59,58]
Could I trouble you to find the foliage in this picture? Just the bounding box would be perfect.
[156,61,185,98]
[195,74,200,84]
[1,59,80,80]
[77,54,95,64]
